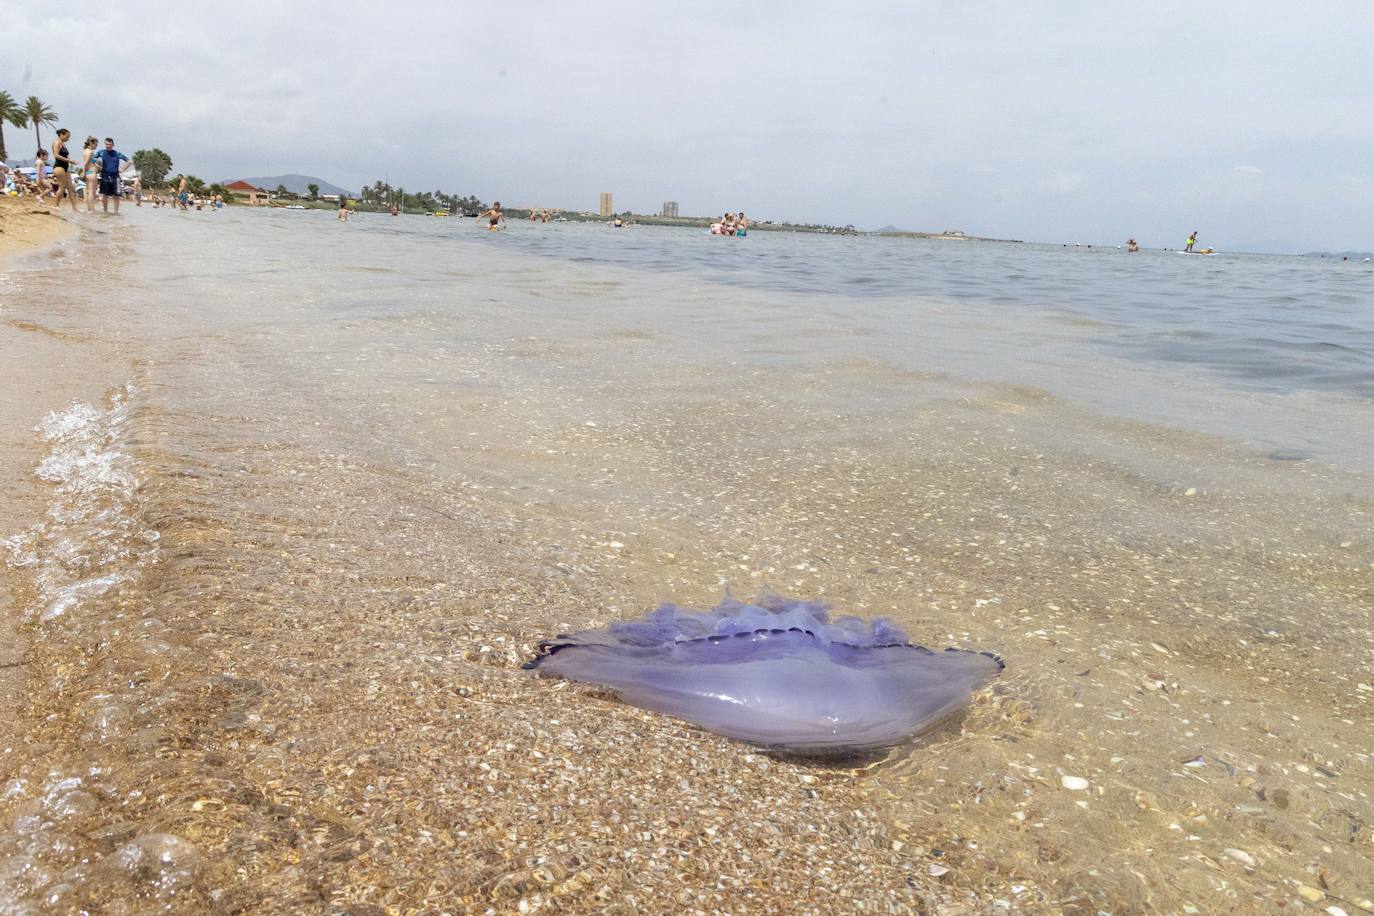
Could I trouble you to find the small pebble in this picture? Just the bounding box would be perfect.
[1061,775,1089,791]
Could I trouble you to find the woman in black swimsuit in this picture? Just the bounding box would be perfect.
[49,128,79,212]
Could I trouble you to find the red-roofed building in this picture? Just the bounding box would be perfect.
[224,180,269,206]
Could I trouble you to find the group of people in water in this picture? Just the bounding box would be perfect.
[12,128,133,214]
[6,129,228,217]
[710,212,748,236]
[145,175,222,211]
[152,189,223,210]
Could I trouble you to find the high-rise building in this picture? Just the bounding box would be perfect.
[661,201,679,218]
[599,192,613,216]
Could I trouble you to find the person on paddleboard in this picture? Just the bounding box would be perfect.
[1185,230,1198,253]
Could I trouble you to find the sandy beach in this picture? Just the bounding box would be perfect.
[0,210,1371,913]
[0,198,72,261]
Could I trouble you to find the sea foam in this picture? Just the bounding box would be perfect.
[3,384,157,623]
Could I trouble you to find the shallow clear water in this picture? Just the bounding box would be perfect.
[1,208,1371,913]
[110,209,1374,471]
[406,217,1374,399]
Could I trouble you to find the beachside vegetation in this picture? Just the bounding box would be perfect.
[131,148,173,187]
[355,179,483,215]
[0,91,28,162]
[22,96,57,151]
[307,183,319,201]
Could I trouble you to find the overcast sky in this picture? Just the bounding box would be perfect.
[5,1,1372,251]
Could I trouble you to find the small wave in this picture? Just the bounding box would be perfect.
[3,384,158,624]
[0,385,213,911]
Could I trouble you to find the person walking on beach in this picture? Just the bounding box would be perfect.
[132,174,142,206]
[95,137,130,214]
[49,128,80,212]
[34,149,51,203]
[1185,230,1198,253]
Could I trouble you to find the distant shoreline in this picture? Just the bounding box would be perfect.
[871,229,1024,243]
[248,200,1025,242]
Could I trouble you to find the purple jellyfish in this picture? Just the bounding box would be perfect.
[525,592,1003,754]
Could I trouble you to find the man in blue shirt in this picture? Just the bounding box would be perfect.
[94,137,130,214]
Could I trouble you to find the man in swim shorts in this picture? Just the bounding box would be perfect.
[94,137,130,214]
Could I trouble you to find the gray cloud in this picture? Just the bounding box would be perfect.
[5,0,1371,251]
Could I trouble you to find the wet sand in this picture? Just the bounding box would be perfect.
[0,213,1371,913]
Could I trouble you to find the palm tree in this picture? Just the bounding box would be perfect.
[131,148,173,187]
[24,96,57,151]
[307,183,319,201]
[0,91,28,162]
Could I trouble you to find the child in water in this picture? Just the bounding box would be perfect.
[483,202,504,230]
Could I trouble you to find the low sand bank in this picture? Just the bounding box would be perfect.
[0,197,73,263]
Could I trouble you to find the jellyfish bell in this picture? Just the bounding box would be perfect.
[525,592,1003,754]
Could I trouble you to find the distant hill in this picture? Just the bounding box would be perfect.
[229,174,353,197]
[876,225,905,233]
